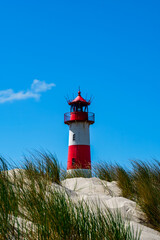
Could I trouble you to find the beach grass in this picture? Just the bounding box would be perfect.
[95,160,160,231]
[0,152,141,239]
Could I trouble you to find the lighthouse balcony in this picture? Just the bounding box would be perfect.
[64,112,95,125]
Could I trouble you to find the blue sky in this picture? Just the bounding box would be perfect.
[0,0,160,168]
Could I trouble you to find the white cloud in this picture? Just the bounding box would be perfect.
[0,80,55,104]
[31,79,55,93]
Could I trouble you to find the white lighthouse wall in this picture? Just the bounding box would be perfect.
[69,122,90,146]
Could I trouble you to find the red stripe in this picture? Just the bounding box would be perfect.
[67,145,91,170]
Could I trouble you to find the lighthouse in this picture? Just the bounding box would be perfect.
[64,90,95,176]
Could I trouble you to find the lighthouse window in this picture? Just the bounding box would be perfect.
[84,106,88,112]
[71,105,76,112]
[73,134,75,141]
[77,106,82,112]
[72,158,76,166]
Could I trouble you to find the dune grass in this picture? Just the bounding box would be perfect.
[0,157,19,239]
[23,151,61,184]
[93,162,116,182]
[95,160,160,231]
[132,161,160,230]
[0,152,141,240]
[0,151,160,237]
[116,166,135,200]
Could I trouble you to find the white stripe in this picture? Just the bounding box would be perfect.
[69,122,90,146]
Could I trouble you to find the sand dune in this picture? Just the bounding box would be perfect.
[62,177,160,240]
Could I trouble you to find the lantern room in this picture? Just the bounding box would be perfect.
[64,90,95,125]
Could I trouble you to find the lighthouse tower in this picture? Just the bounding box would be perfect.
[64,90,95,176]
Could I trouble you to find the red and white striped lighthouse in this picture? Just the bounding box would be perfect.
[64,90,95,176]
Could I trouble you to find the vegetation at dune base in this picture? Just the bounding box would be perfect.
[94,160,160,231]
[0,151,160,239]
[0,151,141,240]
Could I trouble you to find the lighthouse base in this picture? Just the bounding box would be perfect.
[67,169,92,178]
